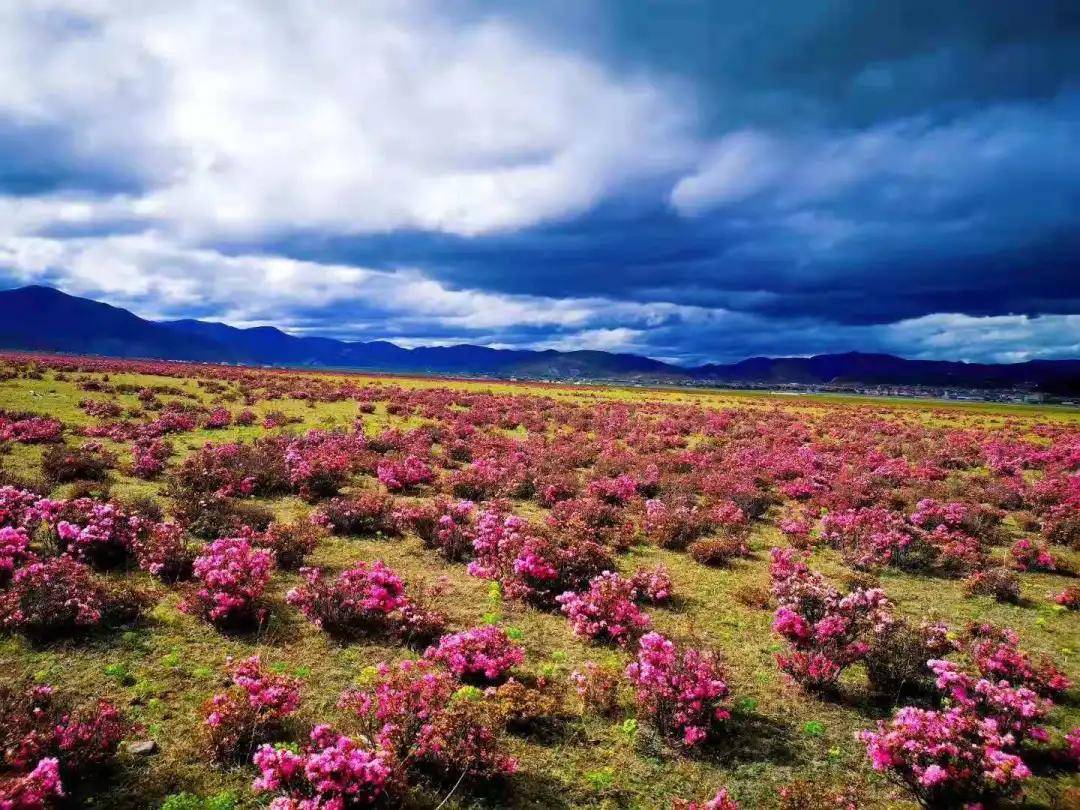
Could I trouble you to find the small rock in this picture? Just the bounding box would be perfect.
[127,740,158,756]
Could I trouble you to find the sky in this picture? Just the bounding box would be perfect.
[0,0,1078,366]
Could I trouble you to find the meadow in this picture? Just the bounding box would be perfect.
[0,351,1077,810]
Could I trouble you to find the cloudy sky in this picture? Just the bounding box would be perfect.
[1,0,1078,365]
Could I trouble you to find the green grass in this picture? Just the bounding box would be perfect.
[0,365,1077,809]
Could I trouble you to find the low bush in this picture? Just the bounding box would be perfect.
[557,571,650,645]
[314,492,398,536]
[181,538,275,628]
[204,656,301,762]
[625,632,731,746]
[0,557,144,637]
[425,625,524,683]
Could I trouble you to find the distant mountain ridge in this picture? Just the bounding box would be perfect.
[3,285,1080,394]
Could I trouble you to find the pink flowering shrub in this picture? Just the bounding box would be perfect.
[1009,537,1063,572]
[625,632,731,746]
[133,521,198,581]
[286,561,407,639]
[468,509,613,607]
[0,526,33,586]
[0,756,64,808]
[964,623,1071,699]
[204,656,301,762]
[929,659,1051,745]
[0,557,143,637]
[556,571,650,645]
[314,493,398,537]
[250,519,324,570]
[769,548,891,691]
[130,438,171,479]
[631,564,674,605]
[376,455,435,492]
[285,429,364,501]
[181,537,275,627]
[548,496,633,549]
[425,625,524,682]
[49,497,143,568]
[339,659,516,779]
[640,498,711,550]
[400,498,475,561]
[338,659,454,758]
[861,706,1030,807]
[252,725,393,808]
[1,683,128,790]
[0,414,63,444]
[204,407,232,429]
[0,486,49,531]
[586,474,638,505]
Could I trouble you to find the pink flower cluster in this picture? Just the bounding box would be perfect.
[625,632,731,746]
[425,625,524,682]
[0,556,140,636]
[1008,537,1060,572]
[630,564,674,604]
[376,454,434,492]
[285,429,364,501]
[252,725,392,809]
[556,571,650,645]
[0,414,62,443]
[339,658,516,778]
[52,498,143,567]
[0,757,64,809]
[861,706,1030,807]
[467,509,612,606]
[131,437,171,478]
[0,526,33,585]
[769,548,891,690]
[286,561,407,637]
[182,537,275,626]
[204,407,232,429]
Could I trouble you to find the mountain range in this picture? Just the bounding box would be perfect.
[3,285,1079,395]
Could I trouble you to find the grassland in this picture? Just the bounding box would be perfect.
[0,360,1077,809]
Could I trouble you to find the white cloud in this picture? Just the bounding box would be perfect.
[0,1,694,239]
[880,312,1080,364]
[0,231,709,335]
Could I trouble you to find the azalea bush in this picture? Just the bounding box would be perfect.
[425,625,524,682]
[557,571,650,645]
[630,564,674,605]
[181,537,275,628]
[286,561,407,639]
[252,725,393,808]
[376,454,435,492]
[249,519,324,570]
[625,632,731,746]
[861,706,1030,807]
[339,659,516,780]
[0,556,144,637]
[314,492,398,536]
[204,656,301,762]
[1,682,128,793]
[769,548,891,691]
